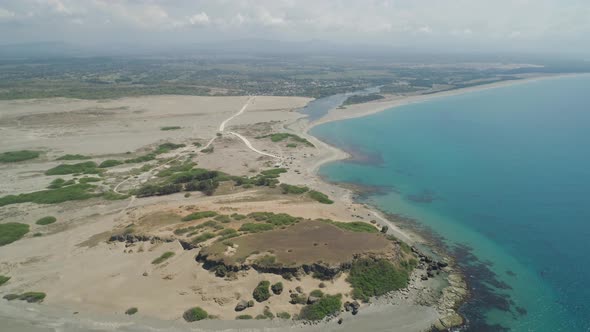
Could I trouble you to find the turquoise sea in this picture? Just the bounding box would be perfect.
[311,75,590,331]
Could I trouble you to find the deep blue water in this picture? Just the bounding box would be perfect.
[311,76,590,331]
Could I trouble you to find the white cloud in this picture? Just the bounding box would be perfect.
[189,12,210,26]
[0,8,16,19]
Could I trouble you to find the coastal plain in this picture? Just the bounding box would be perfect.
[0,93,466,331]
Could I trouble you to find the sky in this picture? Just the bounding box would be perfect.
[0,0,589,54]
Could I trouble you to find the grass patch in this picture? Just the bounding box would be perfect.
[0,223,30,246]
[45,161,99,175]
[47,178,75,189]
[214,214,231,223]
[0,275,10,286]
[191,232,216,244]
[347,258,411,302]
[98,159,123,168]
[182,211,218,221]
[56,154,91,160]
[328,221,378,233]
[260,168,287,177]
[299,294,342,321]
[0,184,98,207]
[310,289,324,298]
[253,281,271,302]
[308,190,334,204]
[239,223,274,233]
[236,314,253,320]
[155,143,185,154]
[102,191,130,200]
[0,150,40,163]
[231,213,247,220]
[257,133,314,147]
[125,307,138,315]
[124,153,156,164]
[156,162,195,177]
[280,183,309,194]
[152,251,175,264]
[183,307,208,322]
[161,126,181,131]
[35,216,57,226]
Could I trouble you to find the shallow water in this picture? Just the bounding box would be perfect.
[312,75,590,331]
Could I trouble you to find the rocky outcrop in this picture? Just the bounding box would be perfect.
[344,301,360,315]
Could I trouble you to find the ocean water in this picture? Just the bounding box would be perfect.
[311,75,590,331]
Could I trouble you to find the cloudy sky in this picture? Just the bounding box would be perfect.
[1,0,589,53]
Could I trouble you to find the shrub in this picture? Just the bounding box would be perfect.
[0,275,10,286]
[0,184,97,207]
[56,154,91,160]
[161,126,181,131]
[231,213,247,220]
[201,146,214,153]
[98,159,123,168]
[155,143,185,154]
[125,307,138,315]
[45,161,99,175]
[260,168,287,177]
[152,251,175,264]
[262,307,274,319]
[239,223,274,233]
[277,312,291,319]
[136,183,182,197]
[257,133,314,147]
[183,307,208,322]
[48,178,74,189]
[289,293,307,305]
[310,289,324,298]
[0,150,40,163]
[103,192,129,200]
[182,211,218,221]
[236,314,253,320]
[18,292,46,303]
[298,294,342,321]
[124,153,156,164]
[0,223,30,246]
[253,281,271,302]
[347,258,410,302]
[280,183,309,194]
[271,282,283,295]
[35,216,57,226]
[308,190,334,204]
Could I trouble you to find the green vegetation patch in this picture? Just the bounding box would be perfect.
[277,312,291,320]
[124,153,156,164]
[308,190,334,204]
[253,281,271,302]
[155,143,185,154]
[0,150,40,163]
[183,307,208,322]
[182,211,218,221]
[236,314,253,320]
[152,251,175,264]
[310,289,324,298]
[271,282,283,295]
[0,275,10,286]
[343,93,385,106]
[79,177,101,183]
[161,126,181,131]
[257,133,314,147]
[45,161,99,175]
[125,307,138,315]
[299,294,342,321]
[56,154,91,160]
[347,258,411,302]
[47,178,75,189]
[327,221,378,233]
[98,159,123,168]
[0,223,30,246]
[280,183,309,195]
[35,216,57,226]
[18,292,46,303]
[0,184,98,207]
[191,232,216,244]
